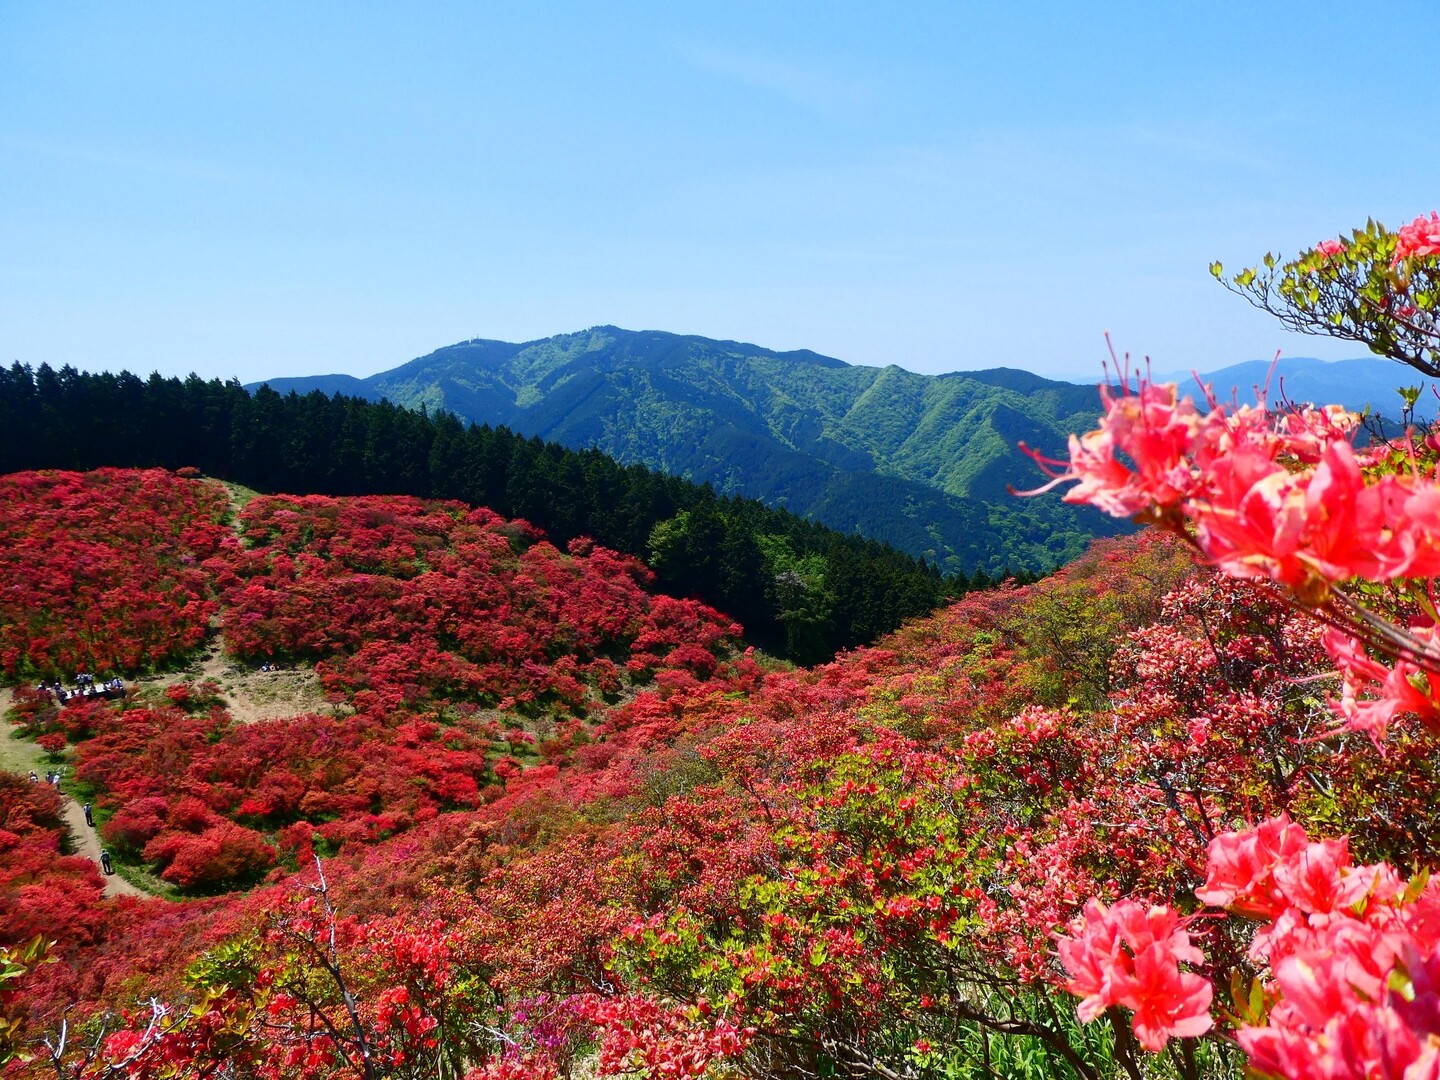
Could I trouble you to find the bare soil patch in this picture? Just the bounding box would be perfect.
[123,631,342,726]
[194,633,335,725]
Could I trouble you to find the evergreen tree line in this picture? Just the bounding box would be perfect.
[0,364,1033,662]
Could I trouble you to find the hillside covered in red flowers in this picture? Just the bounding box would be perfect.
[5,377,1440,1080]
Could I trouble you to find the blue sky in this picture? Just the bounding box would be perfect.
[3,2,1437,385]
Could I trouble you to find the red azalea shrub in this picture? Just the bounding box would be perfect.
[0,468,231,678]
[102,795,172,855]
[142,820,274,890]
[221,495,740,712]
[74,702,499,883]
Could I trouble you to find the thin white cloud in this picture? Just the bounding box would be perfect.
[676,42,874,118]
[0,135,243,184]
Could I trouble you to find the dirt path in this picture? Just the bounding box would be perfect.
[0,687,148,898]
[152,630,336,726]
[60,797,148,898]
[140,480,341,725]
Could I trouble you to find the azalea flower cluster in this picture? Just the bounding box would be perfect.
[1325,626,1440,743]
[1316,211,1440,268]
[1059,816,1440,1078]
[1395,211,1440,265]
[1031,372,1440,742]
[1057,899,1212,1051]
[1033,378,1440,593]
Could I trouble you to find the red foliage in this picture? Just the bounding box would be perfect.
[221,495,738,714]
[143,820,274,890]
[25,463,1440,1077]
[0,469,231,677]
[75,703,495,877]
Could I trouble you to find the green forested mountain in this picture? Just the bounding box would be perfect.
[252,327,1124,573]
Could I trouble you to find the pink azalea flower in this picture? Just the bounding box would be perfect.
[1056,898,1127,1022]
[1071,821,1440,1077]
[1190,449,1310,588]
[1277,405,1362,465]
[1394,211,1440,263]
[1026,379,1203,518]
[1057,899,1213,1050]
[1326,628,1440,743]
[1272,838,1353,915]
[1126,945,1214,1052]
[1194,815,1308,917]
[1269,948,1357,1029]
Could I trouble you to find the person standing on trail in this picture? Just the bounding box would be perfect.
[100,850,113,875]
[83,803,94,827]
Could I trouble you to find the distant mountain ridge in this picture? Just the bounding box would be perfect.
[1150,356,1436,421]
[251,327,1127,573]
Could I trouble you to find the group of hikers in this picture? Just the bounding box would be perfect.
[34,672,126,705]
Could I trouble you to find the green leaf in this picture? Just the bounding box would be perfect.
[1404,867,1430,905]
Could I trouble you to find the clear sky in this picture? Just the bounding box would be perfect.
[3,1,1437,385]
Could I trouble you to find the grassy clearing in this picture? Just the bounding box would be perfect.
[0,690,48,778]
[110,860,181,900]
[0,727,47,778]
[213,478,264,518]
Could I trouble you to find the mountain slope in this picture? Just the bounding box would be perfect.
[253,327,1125,573]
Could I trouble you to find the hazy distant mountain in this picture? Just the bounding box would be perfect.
[250,327,1128,574]
[1154,356,1436,421]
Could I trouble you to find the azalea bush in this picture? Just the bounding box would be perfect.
[220,495,740,714]
[1033,211,1440,1078]
[0,468,231,678]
